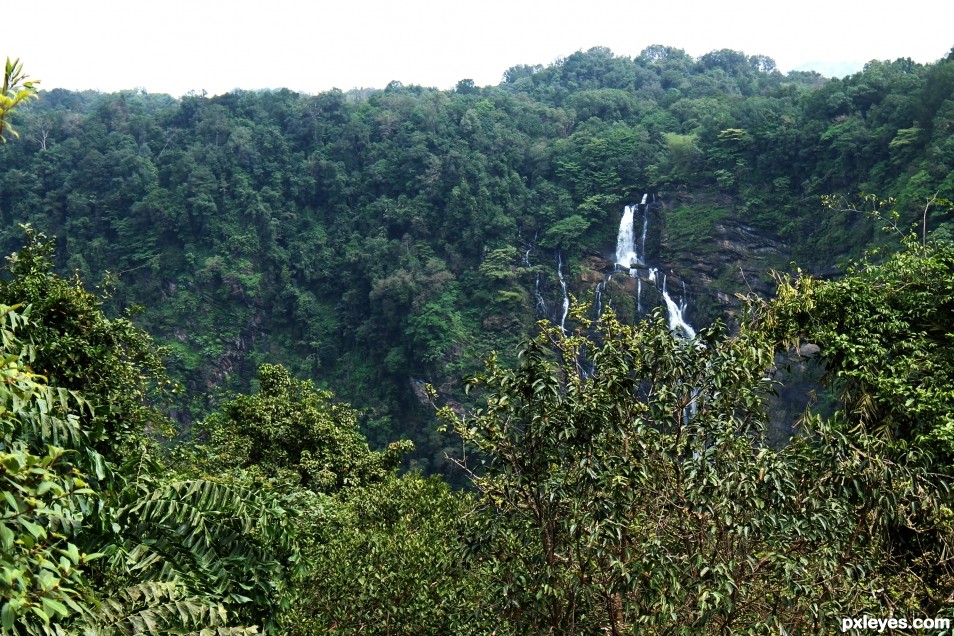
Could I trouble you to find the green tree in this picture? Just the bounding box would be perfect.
[199,364,496,634]
[662,131,701,183]
[200,364,412,492]
[0,58,39,143]
[0,235,299,635]
[440,305,946,633]
[88,469,298,635]
[758,233,954,463]
[0,304,99,634]
[753,232,954,615]
[291,474,500,635]
[0,229,172,465]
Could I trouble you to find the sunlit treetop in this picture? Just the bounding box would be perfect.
[0,57,39,142]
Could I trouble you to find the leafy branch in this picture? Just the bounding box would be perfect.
[0,57,39,142]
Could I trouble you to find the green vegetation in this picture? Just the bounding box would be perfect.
[1,47,952,470]
[439,295,953,632]
[2,230,952,633]
[0,234,297,634]
[662,202,730,252]
[0,58,39,143]
[1,50,954,633]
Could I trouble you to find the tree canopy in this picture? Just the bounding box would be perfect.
[2,48,954,634]
[1,48,952,470]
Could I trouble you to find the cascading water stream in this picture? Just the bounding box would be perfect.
[661,275,696,340]
[637,277,642,316]
[534,195,697,360]
[557,250,570,334]
[614,196,697,340]
[594,281,604,319]
[640,195,649,264]
[615,205,638,269]
[594,273,613,319]
[534,271,547,318]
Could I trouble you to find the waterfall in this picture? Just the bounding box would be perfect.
[608,195,698,423]
[637,277,642,316]
[557,250,569,333]
[534,271,547,318]
[615,205,638,268]
[523,233,549,320]
[661,275,696,340]
[640,195,649,262]
[595,273,613,319]
[612,198,697,340]
[594,281,604,319]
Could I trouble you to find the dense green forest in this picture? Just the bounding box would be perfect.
[1,46,954,633]
[2,45,953,471]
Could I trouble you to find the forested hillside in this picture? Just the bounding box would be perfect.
[2,45,953,470]
[3,230,953,634]
[2,46,954,634]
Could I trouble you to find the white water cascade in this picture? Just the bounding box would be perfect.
[661,275,696,340]
[640,195,650,262]
[557,250,570,333]
[616,194,649,270]
[526,195,695,341]
[637,277,642,316]
[615,205,638,269]
[612,202,700,425]
[534,271,547,318]
[594,281,605,318]
[615,197,697,340]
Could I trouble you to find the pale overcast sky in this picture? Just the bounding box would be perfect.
[7,0,952,97]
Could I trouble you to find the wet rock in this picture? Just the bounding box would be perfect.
[797,343,820,357]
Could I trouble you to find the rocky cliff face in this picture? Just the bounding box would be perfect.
[564,194,818,445]
[664,217,789,327]
[571,193,791,331]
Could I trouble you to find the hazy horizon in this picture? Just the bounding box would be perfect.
[9,0,950,97]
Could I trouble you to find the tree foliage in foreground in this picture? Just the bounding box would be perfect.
[0,235,297,635]
[0,58,38,143]
[286,474,501,635]
[199,363,412,492]
[439,259,954,633]
[2,229,954,635]
[196,364,497,634]
[0,304,98,633]
[0,228,172,465]
[754,231,954,616]
[759,233,954,465]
